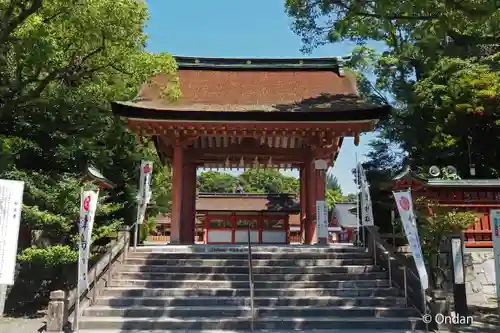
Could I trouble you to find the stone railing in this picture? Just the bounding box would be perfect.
[46,225,130,332]
[364,226,452,331]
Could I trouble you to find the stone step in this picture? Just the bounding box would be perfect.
[113,272,388,282]
[78,329,427,333]
[78,316,425,330]
[82,305,419,318]
[101,287,402,298]
[124,258,374,266]
[134,245,366,254]
[111,279,391,289]
[126,252,371,260]
[119,264,379,274]
[94,295,407,307]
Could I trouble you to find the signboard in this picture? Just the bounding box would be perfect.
[358,164,374,226]
[451,238,465,284]
[393,190,429,290]
[78,190,99,290]
[489,209,500,302]
[0,180,24,285]
[316,200,328,238]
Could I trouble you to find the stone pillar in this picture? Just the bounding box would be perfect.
[305,160,317,244]
[170,141,184,244]
[46,290,67,332]
[299,165,307,244]
[181,163,197,244]
[315,167,327,245]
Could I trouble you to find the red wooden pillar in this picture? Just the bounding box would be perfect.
[180,163,197,244]
[299,164,307,244]
[316,167,327,245]
[305,160,317,244]
[170,141,183,244]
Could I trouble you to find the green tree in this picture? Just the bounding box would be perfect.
[325,171,343,207]
[239,169,300,194]
[285,0,500,178]
[0,0,178,313]
[197,171,239,193]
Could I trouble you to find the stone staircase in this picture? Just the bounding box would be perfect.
[78,244,425,331]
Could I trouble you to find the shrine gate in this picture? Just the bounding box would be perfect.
[112,56,390,245]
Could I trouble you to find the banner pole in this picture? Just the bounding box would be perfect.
[74,187,83,332]
[133,198,140,251]
[355,154,361,246]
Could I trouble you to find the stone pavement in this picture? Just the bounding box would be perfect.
[0,308,497,333]
[0,316,45,333]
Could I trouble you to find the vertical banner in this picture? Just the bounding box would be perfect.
[358,163,374,226]
[0,180,25,285]
[393,190,429,290]
[316,200,329,239]
[489,209,500,303]
[78,190,99,291]
[138,161,153,224]
[139,161,153,205]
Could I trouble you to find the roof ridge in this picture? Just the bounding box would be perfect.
[174,55,343,73]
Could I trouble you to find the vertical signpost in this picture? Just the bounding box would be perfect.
[358,163,374,228]
[314,159,328,245]
[316,200,329,245]
[74,189,99,331]
[450,233,468,318]
[0,179,24,317]
[490,209,500,308]
[358,163,374,247]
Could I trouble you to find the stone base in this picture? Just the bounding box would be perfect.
[317,237,328,245]
[464,249,499,308]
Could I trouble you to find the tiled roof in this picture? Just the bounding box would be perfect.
[112,56,390,116]
[196,193,300,212]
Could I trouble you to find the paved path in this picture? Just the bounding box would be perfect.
[0,316,45,333]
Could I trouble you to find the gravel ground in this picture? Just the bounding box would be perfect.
[0,316,45,333]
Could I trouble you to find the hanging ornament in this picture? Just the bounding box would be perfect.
[253,157,259,169]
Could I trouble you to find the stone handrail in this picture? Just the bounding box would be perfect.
[46,225,130,332]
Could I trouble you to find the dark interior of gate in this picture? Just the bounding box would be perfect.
[112,56,390,245]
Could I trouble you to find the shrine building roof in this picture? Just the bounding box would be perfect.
[196,192,300,213]
[391,166,500,189]
[111,55,390,121]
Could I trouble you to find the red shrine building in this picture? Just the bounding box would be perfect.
[149,193,357,244]
[392,168,500,248]
[112,56,389,244]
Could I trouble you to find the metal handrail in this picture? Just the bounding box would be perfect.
[363,226,429,319]
[247,225,255,331]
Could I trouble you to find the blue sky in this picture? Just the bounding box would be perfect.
[144,0,386,194]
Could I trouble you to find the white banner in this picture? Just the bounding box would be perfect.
[358,163,374,226]
[139,161,153,205]
[0,180,24,285]
[316,200,329,238]
[393,190,429,290]
[489,209,500,303]
[78,190,99,291]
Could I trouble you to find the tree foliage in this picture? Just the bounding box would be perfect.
[197,169,300,194]
[0,0,178,314]
[196,168,352,209]
[414,196,477,287]
[285,0,500,178]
